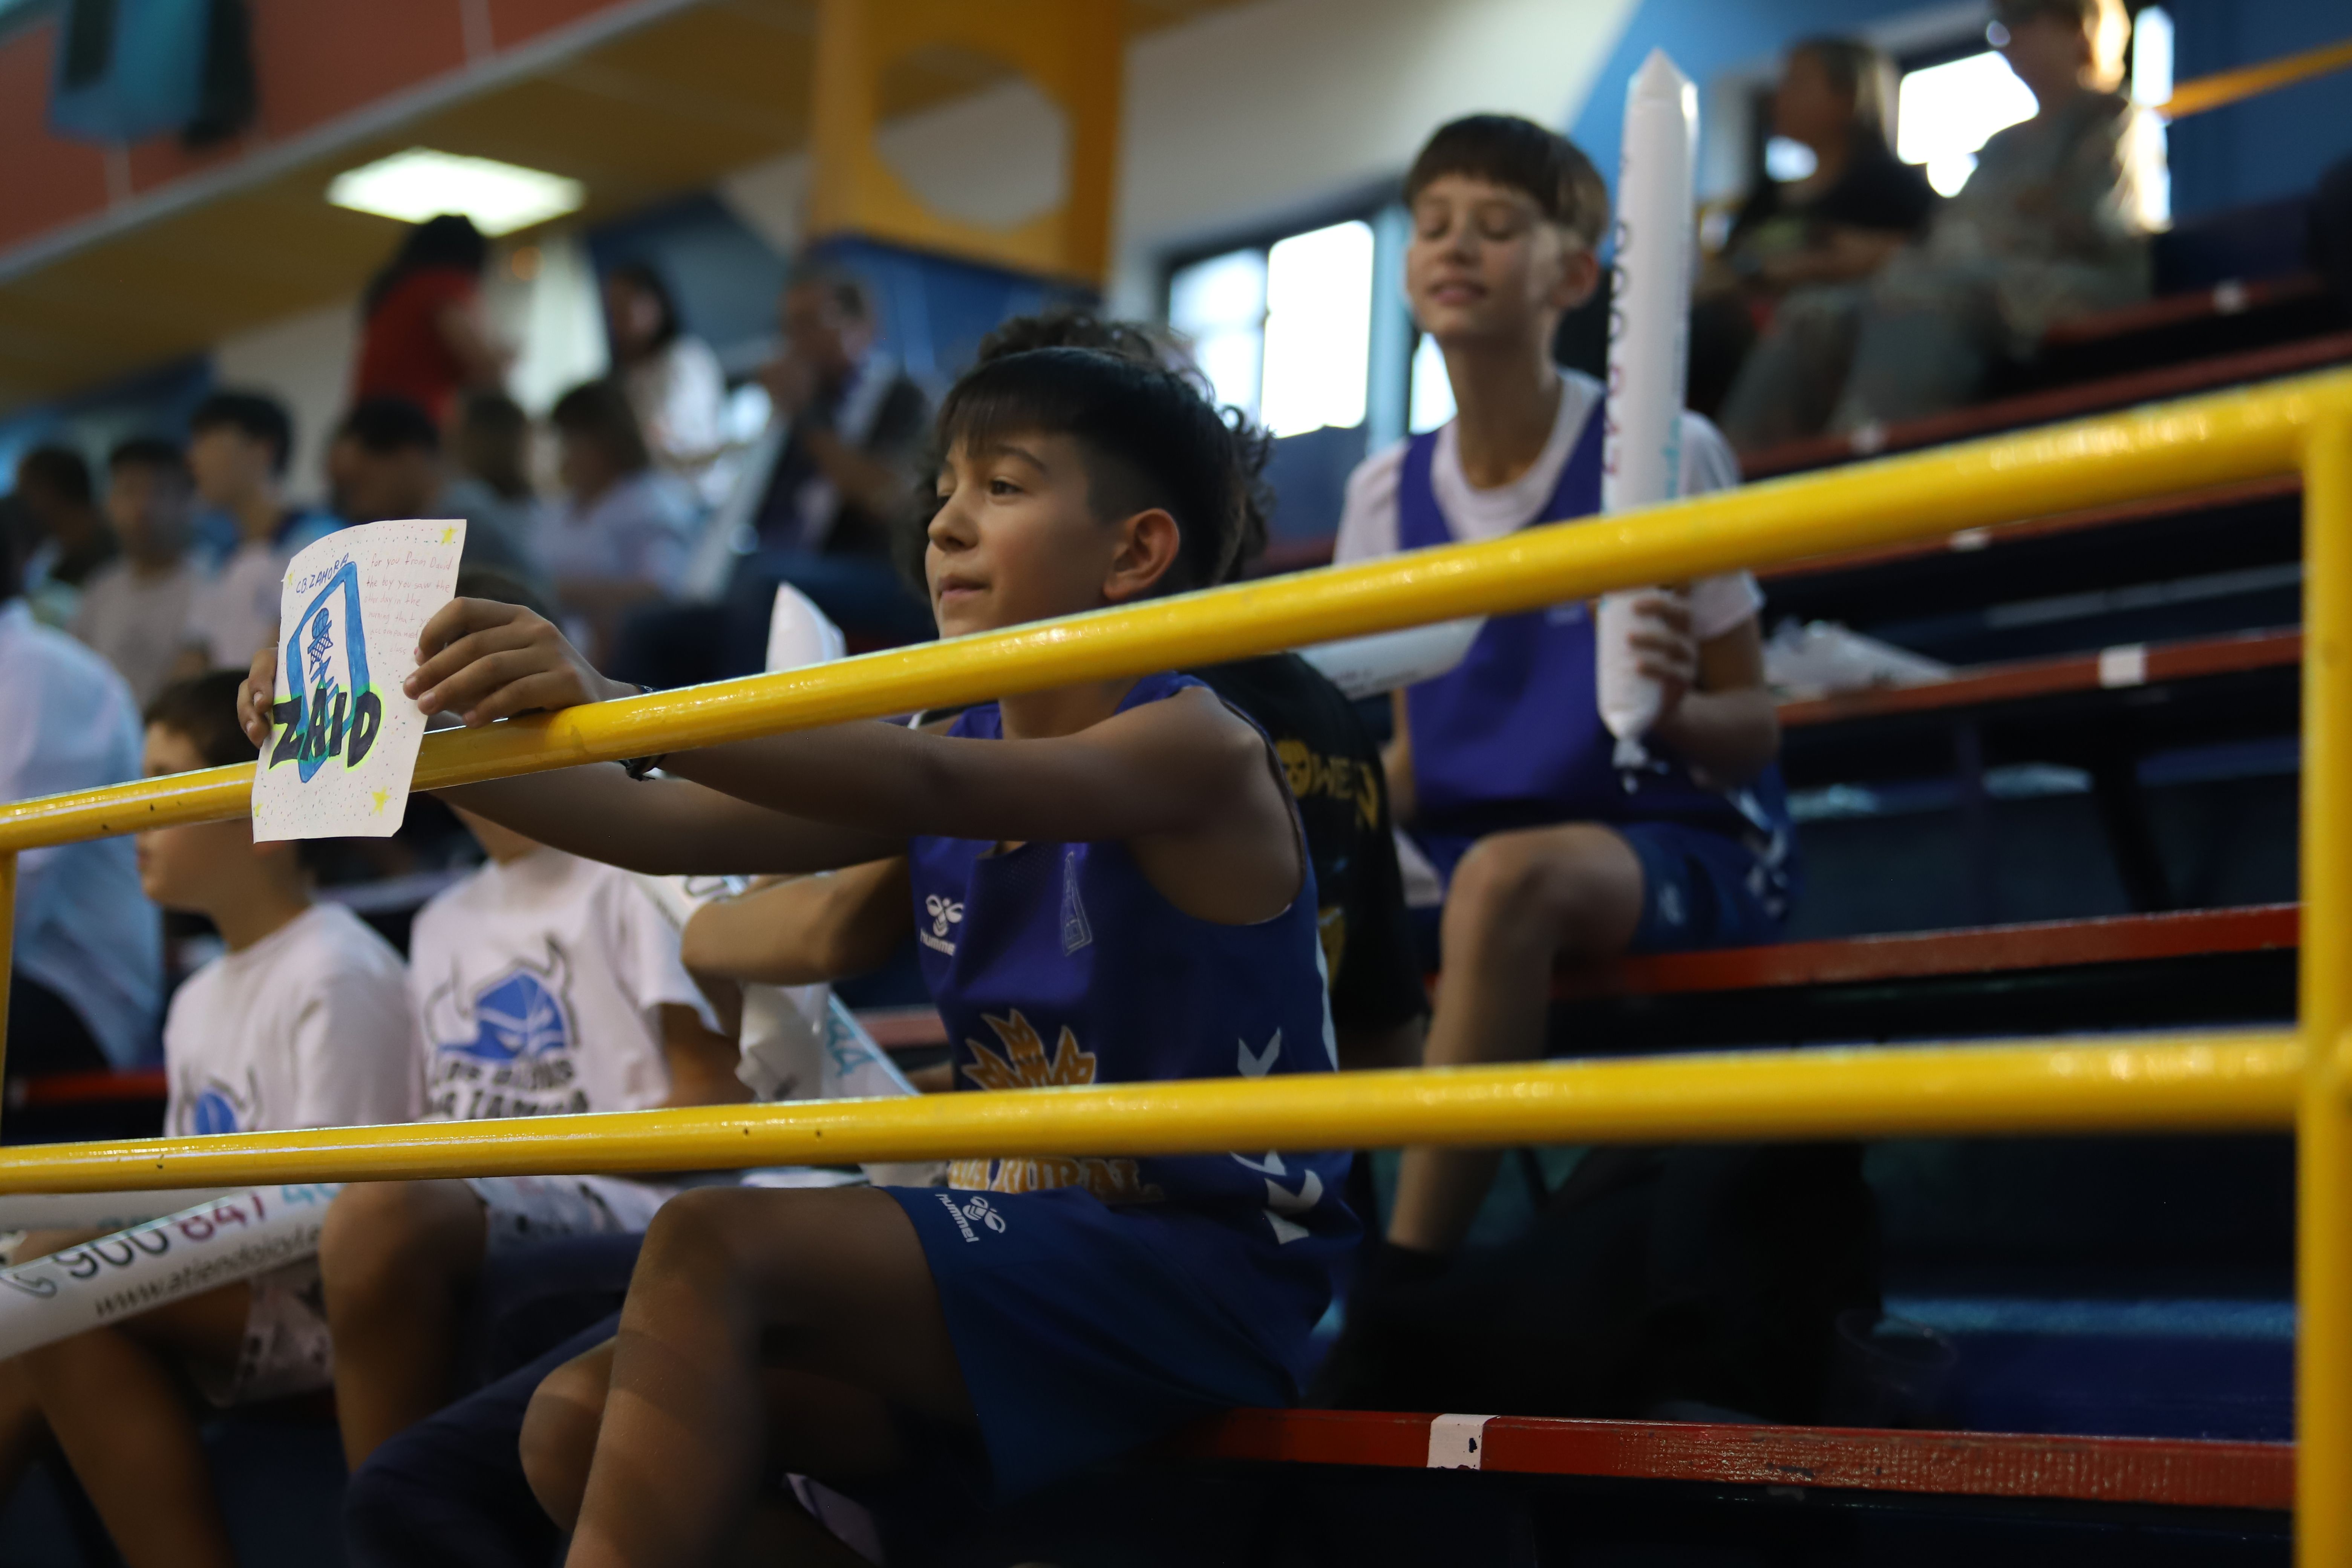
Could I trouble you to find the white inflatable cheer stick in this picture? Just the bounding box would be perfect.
[1598,48,1699,772]
[1297,617,1483,699]
[0,1185,338,1360]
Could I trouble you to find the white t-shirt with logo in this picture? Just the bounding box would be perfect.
[185,538,291,671]
[410,848,716,1121]
[163,902,415,1136]
[1332,368,1761,641]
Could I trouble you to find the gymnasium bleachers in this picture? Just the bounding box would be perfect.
[2,9,2348,1566]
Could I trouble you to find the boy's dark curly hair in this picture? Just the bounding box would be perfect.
[898,311,1274,591]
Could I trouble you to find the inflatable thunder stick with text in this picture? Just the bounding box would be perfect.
[1597,48,1700,770]
[0,1186,338,1360]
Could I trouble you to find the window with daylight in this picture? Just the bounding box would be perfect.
[1167,247,1268,421]
[1895,49,2039,197]
[1409,331,1455,434]
[2130,5,2173,226]
[1258,219,1374,438]
[1167,217,1377,438]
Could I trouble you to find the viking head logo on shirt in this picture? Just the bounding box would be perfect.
[179,1072,256,1137]
[266,558,384,781]
[424,941,576,1064]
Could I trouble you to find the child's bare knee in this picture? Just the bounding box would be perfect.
[520,1345,613,1532]
[320,1181,483,1306]
[1447,827,1638,952]
[636,1186,749,1278]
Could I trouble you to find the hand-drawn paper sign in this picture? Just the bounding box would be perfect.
[253,519,464,841]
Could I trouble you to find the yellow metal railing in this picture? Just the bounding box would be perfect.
[0,368,2343,1557]
[2159,33,2352,121]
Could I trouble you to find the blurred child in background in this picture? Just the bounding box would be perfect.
[0,671,412,1568]
[71,438,198,706]
[317,573,742,1473]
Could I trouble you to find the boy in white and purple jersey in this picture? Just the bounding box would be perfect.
[1333,115,1795,1299]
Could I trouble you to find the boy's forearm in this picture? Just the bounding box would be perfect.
[439,766,894,875]
[681,860,910,985]
[1652,688,1779,785]
[664,696,1240,847]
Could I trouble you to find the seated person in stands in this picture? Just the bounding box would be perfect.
[11,444,117,624]
[0,671,413,1568]
[329,394,542,579]
[1326,115,1793,1327]
[611,265,936,689]
[0,531,159,1078]
[605,262,731,502]
[448,389,544,558]
[1687,37,1935,418]
[249,345,1355,1563]
[688,309,1429,1074]
[178,389,337,676]
[1718,0,2163,452]
[317,573,743,1473]
[70,438,201,707]
[729,263,935,640]
[535,378,701,660]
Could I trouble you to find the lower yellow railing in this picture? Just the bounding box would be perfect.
[0,1033,2297,1191]
[0,369,2342,1557]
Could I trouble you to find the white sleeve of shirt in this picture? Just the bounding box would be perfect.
[1678,412,1766,643]
[601,874,722,1036]
[288,940,418,1130]
[1331,442,1408,565]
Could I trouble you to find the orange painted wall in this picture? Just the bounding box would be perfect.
[0,0,639,257]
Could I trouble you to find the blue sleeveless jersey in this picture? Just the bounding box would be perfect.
[906,672,1357,1338]
[1399,402,1794,849]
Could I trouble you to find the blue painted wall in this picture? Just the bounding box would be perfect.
[2167,0,2352,220]
[0,355,211,492]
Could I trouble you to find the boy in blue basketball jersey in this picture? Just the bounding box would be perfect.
[240,347,1353,1563]
[1331,116,1797,1277]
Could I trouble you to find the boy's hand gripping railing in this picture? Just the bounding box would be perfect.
[0,370,2343,1559]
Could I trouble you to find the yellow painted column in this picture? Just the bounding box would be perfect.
[807,0,1125,285]
[2299,412,2352,1566]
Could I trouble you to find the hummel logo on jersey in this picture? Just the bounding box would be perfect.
[921,895,963,956]
[936,1189,1008,1243]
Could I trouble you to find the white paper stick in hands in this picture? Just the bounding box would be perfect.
[253,519,467,840]
[1598,48,1699,770]
[0,1185,338,1361]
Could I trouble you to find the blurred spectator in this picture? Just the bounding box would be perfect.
[605,262,729,499]
[181,390,328,674]
[1688,38,1934,418]
[537,379,698,658]
[0,528,160,1074]
[608,265,931,687]
[452,389,537,510]
[13,445,118,626]
[1719,0,2162,452]
[71,438,198,706]
[744,263,929,565]
[352,214,508,426]
[328,395,539,578]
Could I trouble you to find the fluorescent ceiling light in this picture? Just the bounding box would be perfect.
[328,148,584,236]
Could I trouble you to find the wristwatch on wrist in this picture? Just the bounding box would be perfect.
[616,683,667,779]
